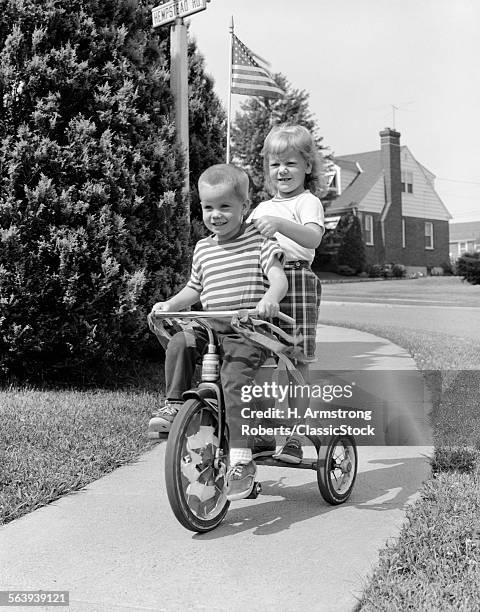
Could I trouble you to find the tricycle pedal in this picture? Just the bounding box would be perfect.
[246,481,262,499]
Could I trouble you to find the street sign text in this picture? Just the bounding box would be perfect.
[152,0,207,28]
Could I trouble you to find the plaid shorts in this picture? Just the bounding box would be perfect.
[277,262,322,359]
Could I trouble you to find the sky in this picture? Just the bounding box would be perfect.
[184,0,480,223]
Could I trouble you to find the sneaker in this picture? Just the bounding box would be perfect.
[226,460,257,501]
[147,400,183,438]
[250,436,276,458]
[273,437,303,464]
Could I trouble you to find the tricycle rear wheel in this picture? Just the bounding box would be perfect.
[317,435,357,504]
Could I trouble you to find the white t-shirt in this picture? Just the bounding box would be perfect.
[247,190,325,263]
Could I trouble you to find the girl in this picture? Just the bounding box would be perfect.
[248,124,325,463]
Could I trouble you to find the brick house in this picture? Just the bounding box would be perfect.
[449,221,480,260]
[324,128,452,274]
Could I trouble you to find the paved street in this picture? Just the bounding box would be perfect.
[0,325,432,612]
[320,300,480,342]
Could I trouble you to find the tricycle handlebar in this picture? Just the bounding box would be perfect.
[149,309,296,326]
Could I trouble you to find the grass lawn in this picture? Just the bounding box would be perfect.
[0,386,160,525]
[322,275,480,307]
[357,466,480,611]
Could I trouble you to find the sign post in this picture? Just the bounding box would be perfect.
[152,0,210,222]
[169,17,190,196]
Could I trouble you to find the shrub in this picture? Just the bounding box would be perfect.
[441,260,454,276]
[382,264,394,279]
[312,249,337,273]
[392,263,406,278]
[0,1,225,383]
[456,251,480,285]
[367,264,383,278]
[337,264,356,277]
[431,266,444,276]
[336,214,366,274]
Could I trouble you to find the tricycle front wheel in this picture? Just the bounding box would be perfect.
[317,435,357,504]
[164,398,230,532]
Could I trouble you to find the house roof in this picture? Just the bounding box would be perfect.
[449,221,480,241]
[335,158,359,173]
[326,151,382,215]
[325,145,450,220]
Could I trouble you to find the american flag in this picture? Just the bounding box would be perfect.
[231,34,284,99]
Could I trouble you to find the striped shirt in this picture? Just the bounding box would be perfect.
[187,225,284,311]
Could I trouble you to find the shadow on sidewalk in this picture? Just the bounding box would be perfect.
[194,454,430,540]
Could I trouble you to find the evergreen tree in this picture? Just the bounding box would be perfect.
[336,213,366,274]
[188,33,226,239]
[0,1,222,381]
[231,73,330,204]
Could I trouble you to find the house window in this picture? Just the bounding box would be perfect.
[401,171,413,194]
[364,214,374,245]
[326,166,341,196]
[402,218,406,248]
[328,172,337,194]
[425,222,434,249]
[459,241,476,255]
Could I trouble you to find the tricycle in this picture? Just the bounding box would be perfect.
[148,310,358,533]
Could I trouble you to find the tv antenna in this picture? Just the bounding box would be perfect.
[391,102,414,130]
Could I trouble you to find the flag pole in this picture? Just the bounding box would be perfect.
[226,16,234,163]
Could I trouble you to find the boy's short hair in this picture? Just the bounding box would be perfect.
[198,164,249,202]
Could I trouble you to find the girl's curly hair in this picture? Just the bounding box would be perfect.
[262,124,327,197]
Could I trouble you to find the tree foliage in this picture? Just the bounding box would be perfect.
[0,1,224,382]
[231,73,330,204]
[456,251,480,285]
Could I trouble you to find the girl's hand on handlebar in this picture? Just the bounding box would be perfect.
[256,297,280,319]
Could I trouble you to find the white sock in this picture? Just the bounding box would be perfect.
[229,448,253,465]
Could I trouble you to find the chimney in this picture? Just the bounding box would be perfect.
[379,128,403,260]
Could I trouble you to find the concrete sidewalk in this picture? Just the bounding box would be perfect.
[0,325,433,612]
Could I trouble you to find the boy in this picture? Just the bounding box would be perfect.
[148,164,287,500]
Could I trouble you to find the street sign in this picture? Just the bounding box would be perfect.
[152,0,208,28]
